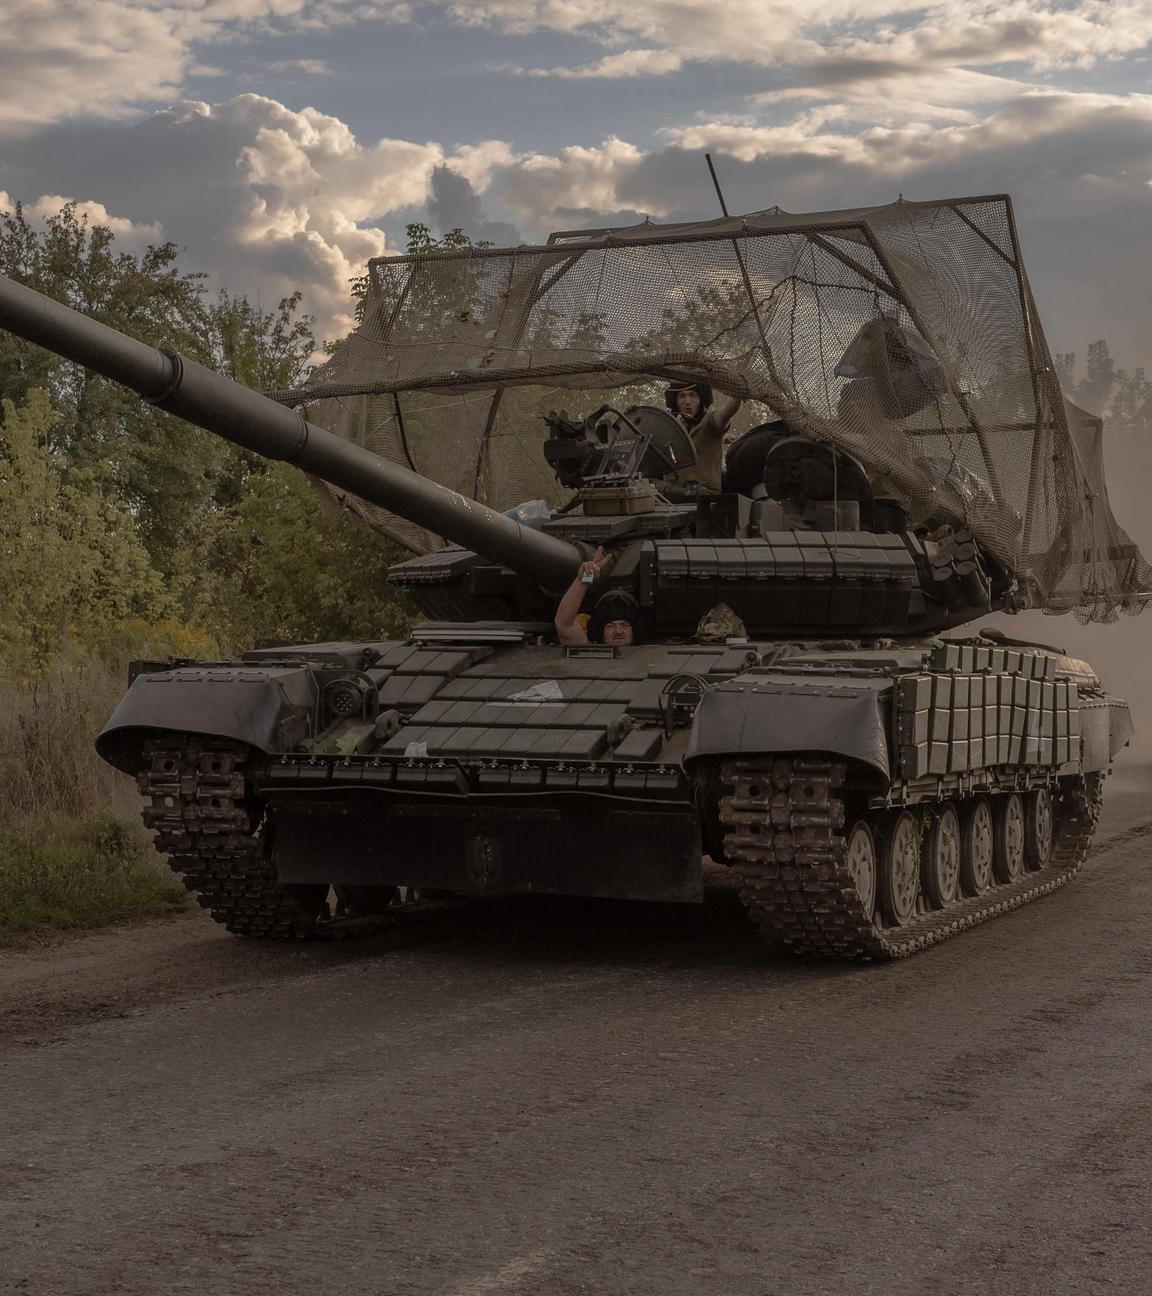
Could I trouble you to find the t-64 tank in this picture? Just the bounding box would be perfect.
[0,193,1145,958]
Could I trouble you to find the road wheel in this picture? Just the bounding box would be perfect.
[1024,788,1055,870]
[960,796,994,895]
[922,802,961,909]
[993,792,1026,883]
[845,819,877,917]
[879,810,921,926]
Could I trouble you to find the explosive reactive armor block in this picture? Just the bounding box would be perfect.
[897,659,1078,779]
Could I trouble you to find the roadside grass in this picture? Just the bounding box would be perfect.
[0,810,186,939]
[0,654,191,942]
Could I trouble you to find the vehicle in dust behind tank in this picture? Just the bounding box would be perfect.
[0,193,1145,959]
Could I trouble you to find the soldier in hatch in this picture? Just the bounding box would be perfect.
[554,547,641,646]
[664,380,743,494]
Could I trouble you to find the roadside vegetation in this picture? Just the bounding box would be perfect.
[0,202,429,939]
[0,657,185,937]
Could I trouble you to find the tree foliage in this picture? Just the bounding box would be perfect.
[1056,340,1152,544]
[0,200,414,672]
[0,391,174,672]
[0,202,227,580]
[192,463,411,649]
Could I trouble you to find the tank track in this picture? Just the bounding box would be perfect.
[719,756,1102,960]
[138,736,393,939]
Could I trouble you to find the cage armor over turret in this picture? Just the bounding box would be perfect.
[0,192,1142,959]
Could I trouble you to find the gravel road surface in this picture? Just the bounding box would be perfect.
[2,762,1150,1296]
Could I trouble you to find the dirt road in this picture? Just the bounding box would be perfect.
[2,762,1150,1296]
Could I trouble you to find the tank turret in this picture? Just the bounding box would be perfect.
[388,398,1006,639]
[0,269,1002,640]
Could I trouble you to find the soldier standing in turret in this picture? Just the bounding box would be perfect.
[664,380,742,494]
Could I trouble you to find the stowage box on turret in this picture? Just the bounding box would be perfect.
[0,193,1145,958]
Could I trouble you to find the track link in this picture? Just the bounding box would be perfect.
[719,757,1102,960]
[138,736,392,939]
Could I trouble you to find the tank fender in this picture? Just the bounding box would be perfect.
[1079,698,1134,772]
[1110,699,1135,758]
[95,665,319,775]
[685,675,892,783]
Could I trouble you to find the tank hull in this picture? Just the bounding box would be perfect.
[105,633,1131,954]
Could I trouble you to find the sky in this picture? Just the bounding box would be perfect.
[2,0,1152,367]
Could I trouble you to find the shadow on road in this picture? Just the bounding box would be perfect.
[279,876,867,989]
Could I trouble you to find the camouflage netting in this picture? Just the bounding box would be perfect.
[277,195,1149,622]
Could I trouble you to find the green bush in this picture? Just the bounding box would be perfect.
[0,809,187,940]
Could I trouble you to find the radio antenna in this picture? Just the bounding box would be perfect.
[704,152,781,398]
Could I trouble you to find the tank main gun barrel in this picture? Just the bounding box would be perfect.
[0,273,581,590]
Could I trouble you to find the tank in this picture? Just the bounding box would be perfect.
[0,193,1143,959]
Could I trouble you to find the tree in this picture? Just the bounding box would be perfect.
[0,201,222,583]
[198,289,318,513]
[0,202,338,609]
[0,391,174,672]
[208,289,315,391]
[191,460,412,649]
[325,222,481,352]
[1080,340,1118,414]
[1053,342,1152,552]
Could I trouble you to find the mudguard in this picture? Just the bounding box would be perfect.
[1079,698,1135,772]
[96,665,318,774]
[1109,700,1135,758]
[686,675,892,782]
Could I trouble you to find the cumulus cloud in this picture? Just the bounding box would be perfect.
[443,0,1152,120]
[843,1,1152,72]
[440,140,521,191]
[443,0,1152,72]
[263,59,336,77]
[0,193,164,248]
[755,66,1043,124]
[5,0,1151,138]
[175,96,452,336]
[521,48,684,78]
[0,96,522,343]
[0,0,408,134]
[426,167,522,245]
[661,90,1152,176]
[0,95,441,340]
[488,138,649,226]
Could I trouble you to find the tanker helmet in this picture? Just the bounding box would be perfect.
[587,589,642,644]
[664,379,713,415]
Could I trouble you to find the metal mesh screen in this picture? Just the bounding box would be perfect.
[280,196,1149,621]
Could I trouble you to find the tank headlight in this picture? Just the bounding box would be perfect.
[323,678,370,722]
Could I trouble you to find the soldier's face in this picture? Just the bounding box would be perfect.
[601,620,635,646]
[675,390,701,419]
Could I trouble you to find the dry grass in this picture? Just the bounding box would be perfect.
[0,656,188,940]
[0,655,133,823]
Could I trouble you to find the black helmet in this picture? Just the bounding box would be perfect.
[587,589,642,644]
[664,379,713,415]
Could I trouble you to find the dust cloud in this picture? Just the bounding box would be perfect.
[965,425,1151,758]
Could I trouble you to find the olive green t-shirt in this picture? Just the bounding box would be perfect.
[669,408,724,493]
